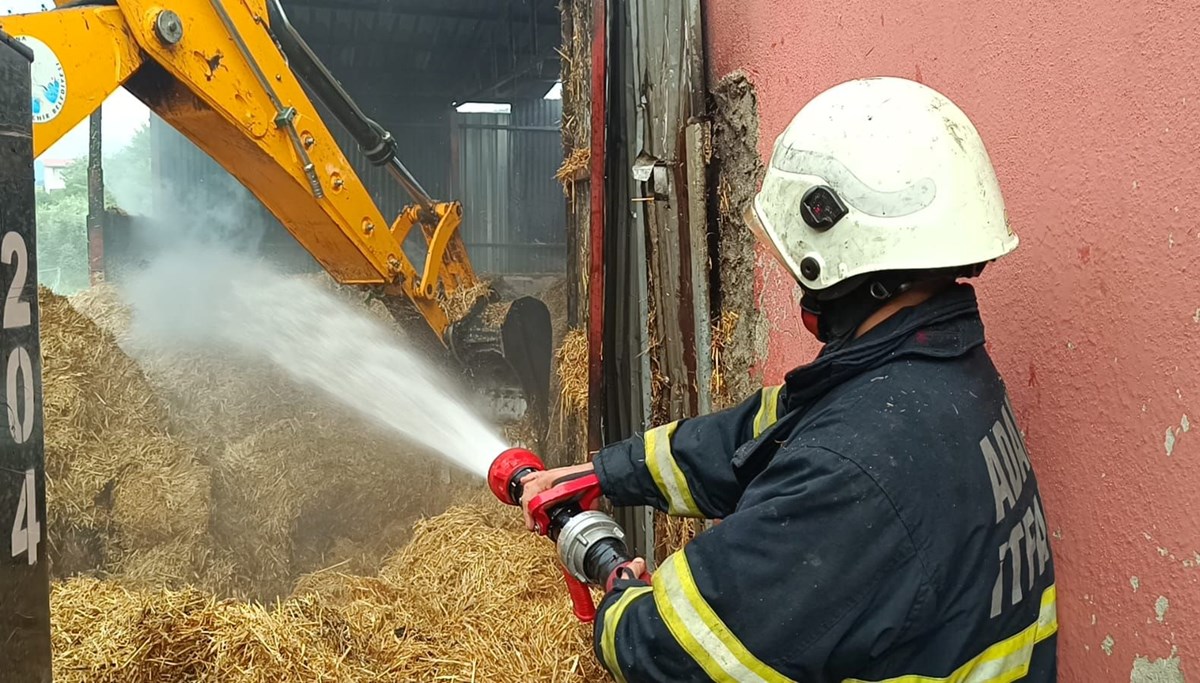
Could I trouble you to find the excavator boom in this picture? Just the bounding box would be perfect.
[1,0,551,424]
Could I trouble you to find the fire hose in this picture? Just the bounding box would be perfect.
[488,448,651,622]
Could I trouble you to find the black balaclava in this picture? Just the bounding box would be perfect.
[800,275,907,350]
[800,265,985,350]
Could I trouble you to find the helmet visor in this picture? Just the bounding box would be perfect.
[743,203,796,280]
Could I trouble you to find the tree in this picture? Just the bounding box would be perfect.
[35,160,88,293]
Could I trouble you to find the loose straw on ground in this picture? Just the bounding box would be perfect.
[51,499,607,683]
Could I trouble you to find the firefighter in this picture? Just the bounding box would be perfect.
[521,77,1056,682]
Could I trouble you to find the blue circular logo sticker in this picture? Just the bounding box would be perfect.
[14,36,67,124]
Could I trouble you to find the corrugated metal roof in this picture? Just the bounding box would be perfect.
[280,0,560,102]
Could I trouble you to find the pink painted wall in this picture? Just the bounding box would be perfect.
[704,1,1200,680]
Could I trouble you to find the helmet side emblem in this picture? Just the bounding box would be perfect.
[801,186,848,231]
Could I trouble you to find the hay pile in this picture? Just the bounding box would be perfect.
[39,288,215,585]
[210,417,444,600]
[47,271,610,679]
[52,499,606,683]
[67,280,454,602]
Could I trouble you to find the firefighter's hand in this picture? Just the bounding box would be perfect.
[518,462,595,531]
[620,558,648,582]
[605,558,649,592]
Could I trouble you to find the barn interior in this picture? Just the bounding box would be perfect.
[113,0,566,285]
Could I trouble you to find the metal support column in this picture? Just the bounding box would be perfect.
[86,108,104,284]
[0,29,52,682]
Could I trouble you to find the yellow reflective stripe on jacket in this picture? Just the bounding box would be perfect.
[653,552,796,683]
[600,586,653,683]
[844,584,1058,683]
[752,385,783,438]
[645,421,703,517]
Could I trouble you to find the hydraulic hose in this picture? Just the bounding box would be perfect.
[264,0,434,212]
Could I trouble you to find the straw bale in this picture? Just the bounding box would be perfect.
[111,437,211,546]
[51,578,362,683]
[362,499,605,681]
[112,539,236,595]
[52,500,606,682]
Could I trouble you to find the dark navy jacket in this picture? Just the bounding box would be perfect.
[590,284,1057,683]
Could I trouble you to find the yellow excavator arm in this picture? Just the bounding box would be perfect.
[1,0,551,423]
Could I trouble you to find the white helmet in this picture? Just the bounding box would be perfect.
[746,77,1017,294]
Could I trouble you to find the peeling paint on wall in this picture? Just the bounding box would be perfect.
[1103,635,1115,656]
[1130,649,1185,683]
[1155,596,1169,623]
[1165,426,1177,456]
[1132,576,1141,592]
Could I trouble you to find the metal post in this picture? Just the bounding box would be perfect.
[86,109,105,285]
[0,29,52,682]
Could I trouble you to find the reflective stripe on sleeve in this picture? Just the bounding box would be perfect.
[644,421,703,517]
[652,551,796,683]
[752,385,783,438]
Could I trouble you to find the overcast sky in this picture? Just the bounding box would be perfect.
[3,0,151,160]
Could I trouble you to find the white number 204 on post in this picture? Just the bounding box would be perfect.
[10,469,39,565]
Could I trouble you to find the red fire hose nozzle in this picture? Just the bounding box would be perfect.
[487,448,651,622]
[487,447,546,506]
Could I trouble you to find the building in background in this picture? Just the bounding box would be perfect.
[36,158,69,191]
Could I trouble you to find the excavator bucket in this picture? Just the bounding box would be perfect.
[448,295,553,426]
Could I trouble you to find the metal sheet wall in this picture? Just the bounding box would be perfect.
[456,98,566,274]
[511,98,568,273]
